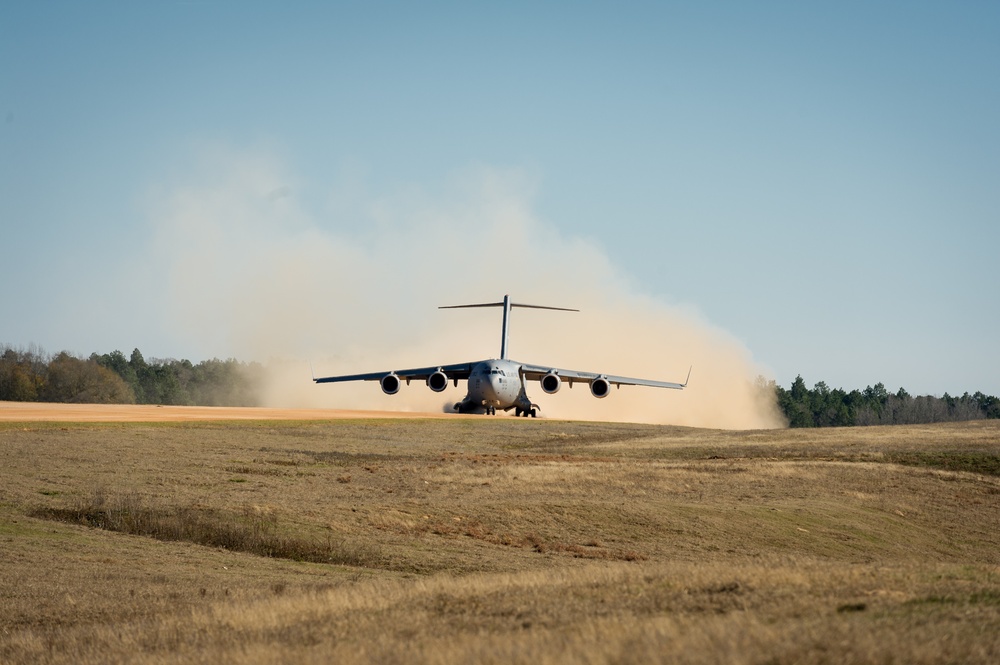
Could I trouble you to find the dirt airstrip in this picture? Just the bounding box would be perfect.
[0,400,459,422]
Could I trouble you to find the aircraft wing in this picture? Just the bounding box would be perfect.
[313,361,475,384]
[519,363,691,390]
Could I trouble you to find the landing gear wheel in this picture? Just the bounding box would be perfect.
[514,407,522,417]
[529,408,537,418]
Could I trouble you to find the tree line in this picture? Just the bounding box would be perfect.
[772,375,1000,427]
[0,345,263,407]
[4,343,998,427]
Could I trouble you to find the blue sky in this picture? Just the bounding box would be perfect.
[3,1,998,397]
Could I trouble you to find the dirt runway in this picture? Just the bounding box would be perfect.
[0,401,457,422]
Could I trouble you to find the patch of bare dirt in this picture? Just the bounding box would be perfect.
[0,401,459,422]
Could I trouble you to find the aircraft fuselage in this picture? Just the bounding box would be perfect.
[455,358,534,416]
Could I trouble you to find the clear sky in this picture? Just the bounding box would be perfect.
[2,1,998,398]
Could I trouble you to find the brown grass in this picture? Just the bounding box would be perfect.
[1,415,999,663]
[30,489,390,569]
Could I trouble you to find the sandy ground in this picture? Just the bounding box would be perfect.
[0,401,457,422]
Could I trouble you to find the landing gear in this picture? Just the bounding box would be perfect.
[514,407,537,418]
[485,406,497,416]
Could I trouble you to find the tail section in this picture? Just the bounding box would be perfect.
[440,294,577,360]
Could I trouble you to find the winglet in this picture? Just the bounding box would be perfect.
[682,366,692,387]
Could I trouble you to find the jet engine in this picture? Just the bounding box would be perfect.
[380,373,401,395]
[590,376,611,399]
[427,370,449,393]
[540,372,562,394]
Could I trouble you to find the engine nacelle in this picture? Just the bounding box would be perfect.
[427,370,448,393]
[380,373,401,395]
[540,372,562,394]
[590,376,611,399]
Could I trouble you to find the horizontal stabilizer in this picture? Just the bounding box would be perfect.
[439,301,578,312]
[440,294,577,360]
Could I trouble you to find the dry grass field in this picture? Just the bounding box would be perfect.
[1,405,999,663]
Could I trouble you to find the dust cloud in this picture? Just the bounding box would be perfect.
[145,148,784,429]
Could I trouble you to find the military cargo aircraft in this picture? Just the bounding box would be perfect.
[313,295,690,416]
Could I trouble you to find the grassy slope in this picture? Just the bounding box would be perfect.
[1,418,999,663]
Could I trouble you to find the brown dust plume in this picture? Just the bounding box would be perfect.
[144,149,784,428]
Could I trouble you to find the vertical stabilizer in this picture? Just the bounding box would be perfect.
[439,295,578,360]
[500,294,512,359]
